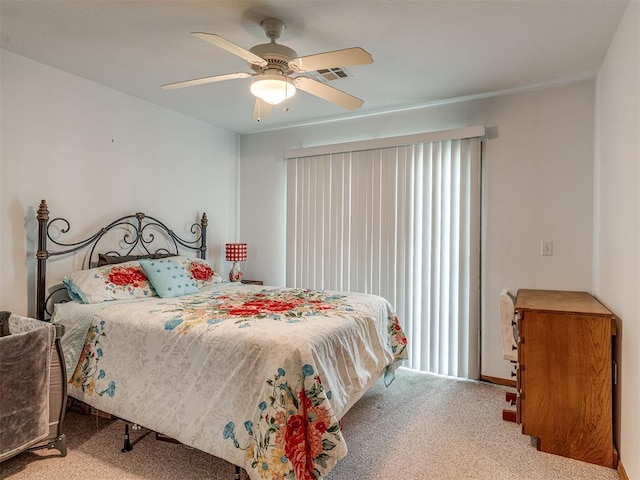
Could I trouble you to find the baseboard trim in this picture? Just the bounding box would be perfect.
[617,459,629,480]
[480,374,516,388]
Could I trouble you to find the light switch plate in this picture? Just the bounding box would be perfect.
[541,240,553,256]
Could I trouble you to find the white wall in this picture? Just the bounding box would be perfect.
[594,1,639,477]
[240,82,596,381]
[0,50,239,317]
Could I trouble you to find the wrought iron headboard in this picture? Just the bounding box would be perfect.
[36,199,208,320]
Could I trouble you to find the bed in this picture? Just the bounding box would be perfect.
[35,199,408,480]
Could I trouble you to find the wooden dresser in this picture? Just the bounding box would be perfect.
[515,289,617,468]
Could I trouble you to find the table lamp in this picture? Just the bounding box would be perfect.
[225,243,247,282]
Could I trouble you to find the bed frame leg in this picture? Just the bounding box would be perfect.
[52,433,67,457]
[121,424,133,452]
[234,465,241,479]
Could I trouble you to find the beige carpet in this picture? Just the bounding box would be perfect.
[1,369,620,480]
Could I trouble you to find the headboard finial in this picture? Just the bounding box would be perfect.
[37,200,49,221]
[201,212,208,227]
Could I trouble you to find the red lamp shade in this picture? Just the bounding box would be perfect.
[225,243,247,262]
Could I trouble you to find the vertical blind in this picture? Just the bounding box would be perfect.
[285,132,482,378]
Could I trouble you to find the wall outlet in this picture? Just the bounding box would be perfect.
[541,240,553,256]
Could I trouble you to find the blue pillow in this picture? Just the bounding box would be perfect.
[62,277,89,303]
[139,258,199,298]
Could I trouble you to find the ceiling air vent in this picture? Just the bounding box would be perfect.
[310,67,351,82]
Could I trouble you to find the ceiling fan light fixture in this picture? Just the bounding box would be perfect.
[250,73,296,105]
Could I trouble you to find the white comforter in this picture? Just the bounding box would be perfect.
[53,283,407,480]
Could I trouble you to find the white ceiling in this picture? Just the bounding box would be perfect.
[0,1,629,134]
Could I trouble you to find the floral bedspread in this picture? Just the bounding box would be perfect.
[53,283,407,480]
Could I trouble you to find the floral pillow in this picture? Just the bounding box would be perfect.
[63,260,157,304]
[172,256,223,288]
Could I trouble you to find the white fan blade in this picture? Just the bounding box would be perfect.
[252,98,272,122]
[161,72,251,90]
[294,76,364,111]
[192,32,268,67]
[289,47,373,72]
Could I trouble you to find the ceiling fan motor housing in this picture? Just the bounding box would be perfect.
[249,43,298,74]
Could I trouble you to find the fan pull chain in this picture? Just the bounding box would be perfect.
[283,76,290,112]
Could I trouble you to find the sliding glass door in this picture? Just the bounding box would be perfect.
[286,133,481,378]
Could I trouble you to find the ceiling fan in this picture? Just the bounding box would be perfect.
[161,18,373,121]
